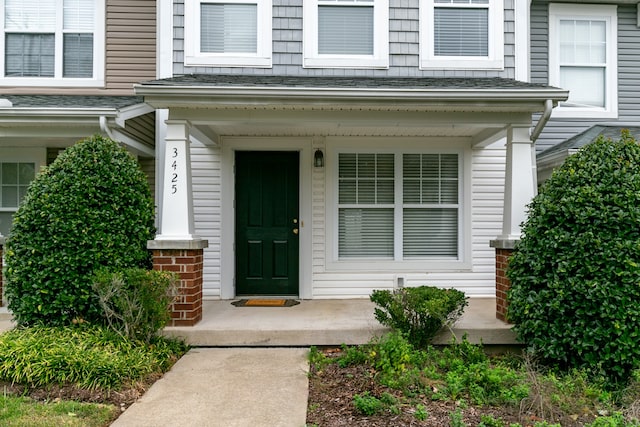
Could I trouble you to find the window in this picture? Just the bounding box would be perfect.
[184,0,272,68]
[0,162,35,236]
[336,152,461,261]
[0,0,105,86]
[548,4,618,118]
[420,0,503,70]
[303,0,389,68]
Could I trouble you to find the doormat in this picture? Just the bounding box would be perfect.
[231,299,300,307]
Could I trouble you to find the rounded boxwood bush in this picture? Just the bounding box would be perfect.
[4,135,155,326]
[507,130,640,383]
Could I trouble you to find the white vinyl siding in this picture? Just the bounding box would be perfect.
[0,0,104,86]
[420,0,503,70]
[548,4,617,119]
[184,0,272,68]
[303,0,389,68]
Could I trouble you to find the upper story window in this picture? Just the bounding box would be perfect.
[549,4,618,119]
[303,0,389,69]
[420,0,503,70]
[0,0,105,87]
[184,0,272,68]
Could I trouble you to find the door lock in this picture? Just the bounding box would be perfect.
[293,228,299,235]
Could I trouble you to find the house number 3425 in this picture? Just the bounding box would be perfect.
[171,147,178,194]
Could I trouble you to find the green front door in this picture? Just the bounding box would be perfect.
[235,151,299,296]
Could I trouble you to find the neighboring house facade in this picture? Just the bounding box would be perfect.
[531,0,640,182]
[0,0,158,237]
[135,0,567,314]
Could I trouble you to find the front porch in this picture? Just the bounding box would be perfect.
[162,297,518,347]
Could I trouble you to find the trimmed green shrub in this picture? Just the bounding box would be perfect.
[4,135,155,326]
[370,286,467,347]
[93,268,179,343]
[507,130,640,384]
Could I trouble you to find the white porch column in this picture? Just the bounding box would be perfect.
[156,119,198,240]
[497,125,536,241]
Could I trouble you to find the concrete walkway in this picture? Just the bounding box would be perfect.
[110,348,310,427]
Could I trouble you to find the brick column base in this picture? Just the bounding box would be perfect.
[490,239,517,323]
[148,240,208,327]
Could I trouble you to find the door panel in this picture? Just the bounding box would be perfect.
[235,151,299,295]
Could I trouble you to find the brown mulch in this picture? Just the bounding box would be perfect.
[305,348,598,427]
[0,372,162,415]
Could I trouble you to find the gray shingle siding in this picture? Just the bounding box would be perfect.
[531,2,640,153]
[172,0,516,79]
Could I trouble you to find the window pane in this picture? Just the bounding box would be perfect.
[5,34,55,77]
[318,5,373,55]
[0,211,14,236]
[64,0,94,31]
[339,153,356,178]
[63,33,93,77]
[561,66,605,107]
[338,179,356,203]
[339,208,394,257]
[201,3,257,53]
[5,0,55,31]
[1,186,18,207]
[403,208,458,257]
[403,154,458,204]
[18,162,35,183]
[434,7,488,56]
[358,180,375,203]
[560,19,606,65]
[2,163,17,184]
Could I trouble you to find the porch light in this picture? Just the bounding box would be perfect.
[314,149,324,168]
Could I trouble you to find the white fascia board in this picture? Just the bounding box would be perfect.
[135,85,569,110]
[115,103,155,127]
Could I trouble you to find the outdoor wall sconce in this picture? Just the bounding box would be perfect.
[314,149,324,168]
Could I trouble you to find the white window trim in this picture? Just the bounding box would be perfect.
[0,0,105,87]
[325,137,472,272]
[419,0,504,70]
[184,0,272,68]
[548,3,618,119]
[303,0,389,69]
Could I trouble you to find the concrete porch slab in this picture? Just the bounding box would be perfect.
[162,297,518,347]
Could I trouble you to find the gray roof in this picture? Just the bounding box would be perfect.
[141,74,560,91]
[0,95,144,109]
[538,125,640,161]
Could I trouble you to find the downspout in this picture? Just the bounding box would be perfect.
[529,99,553,191]
[99,115,115,140]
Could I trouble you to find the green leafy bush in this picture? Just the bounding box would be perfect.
[0,326,187,390]
[352,392,384,416]
[4,135,155,326]
[507,130,640,384]
[370,286,467,347]
[93,268,179,343]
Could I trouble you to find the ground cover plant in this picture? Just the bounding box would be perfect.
[306,333,640,426]
[507,131,640,385]
[0,325,188,425]
[0,395,116,427]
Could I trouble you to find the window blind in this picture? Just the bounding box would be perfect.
[402,154,459,258]
[5,34,55,76]
[63,33,93,77]
[5,0,56,31]
[338,153,394,258]
[434,7,488,56]
[318,5,373,55]
[201,3,258,53]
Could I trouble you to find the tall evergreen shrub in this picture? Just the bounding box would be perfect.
[507,130,640,383]
[4,135,155,326]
